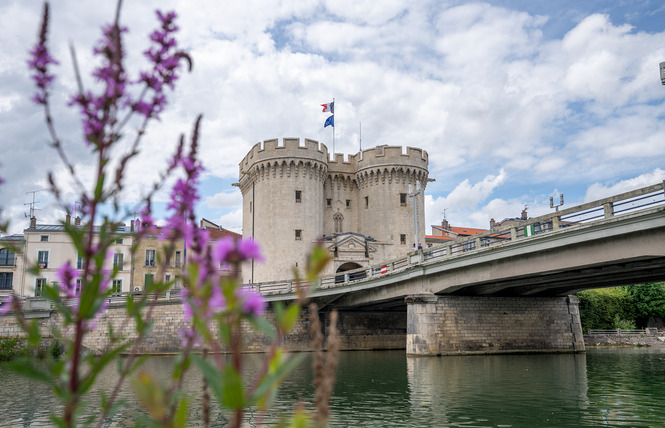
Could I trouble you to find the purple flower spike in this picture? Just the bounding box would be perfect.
[238,287,266,317]
[27,4,59,105]
[56,261,80,298]
[238,239,264,262]
[213,237,235,265]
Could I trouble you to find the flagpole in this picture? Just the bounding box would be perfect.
[359,121,362,151]
[332,97,335,157]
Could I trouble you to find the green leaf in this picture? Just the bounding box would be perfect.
[306,244,331,283]
[221,364,245,409]
[132,372,168,421]
[277,303,301,333]
[27,320,41,346]
[251,352,307,405]
[191,355,223,404]
[248,316,276,340]
[6,359,53,385]
[173,396,189,428]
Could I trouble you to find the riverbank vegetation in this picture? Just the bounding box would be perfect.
[577,282,665,330]
[0,338,64,362]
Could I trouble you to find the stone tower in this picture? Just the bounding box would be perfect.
[237,138,428,284]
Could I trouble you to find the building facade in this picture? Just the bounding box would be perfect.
[1,216,239,298]
[236,138,429,284]
[22,215,133,297]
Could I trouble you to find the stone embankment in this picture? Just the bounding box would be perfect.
[584,330,665,347]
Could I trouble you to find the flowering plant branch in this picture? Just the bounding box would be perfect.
[3,2,339,428]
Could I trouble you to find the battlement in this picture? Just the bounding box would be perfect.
[240,138,329,176]
[355,145,428,172]
[240,140,428,177]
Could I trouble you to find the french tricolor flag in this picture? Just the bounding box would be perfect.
[321,102,334,114]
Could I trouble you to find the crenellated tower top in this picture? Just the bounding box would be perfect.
[239,138,329,178]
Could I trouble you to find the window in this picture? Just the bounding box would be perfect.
[115,238,123,244]
[365,196,369,208]
[333,212,343,234]
[165,274,171,284]
[145,249,156,267]
[400,193,407,206]
[113,253,124,270]
[249,201,253,213]
[400,234,406,245]
[40,235,49,242]
[38,250,49,269]
[326,199,331,207]
[295,229,302,240]
[346,199,351,208]
[0,248,15,266]
[112,279,122,294]
[75,279,81,296]
[295,190,302,203]
[0,272,12,290]
[174,279,180,289]
[175,251,182,268]
[35,278,46,297]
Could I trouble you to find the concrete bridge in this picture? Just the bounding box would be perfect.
[250,182,665,355]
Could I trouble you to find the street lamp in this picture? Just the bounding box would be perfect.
[408,181,421,249]
[550,193,564,212]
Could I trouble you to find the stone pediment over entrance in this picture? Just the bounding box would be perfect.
[325,233,377,255]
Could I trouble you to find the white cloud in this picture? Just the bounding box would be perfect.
[584,168,665,201]
[1,0,665,241]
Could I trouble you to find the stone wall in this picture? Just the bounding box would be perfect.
[584,333,665,347]
[0,302,407,354]
[406,294,585,356]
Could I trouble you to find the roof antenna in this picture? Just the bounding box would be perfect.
[24,189,46,218]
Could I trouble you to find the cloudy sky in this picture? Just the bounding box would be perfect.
[1,0,665,237]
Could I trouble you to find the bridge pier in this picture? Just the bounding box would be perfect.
[405,294,584,356]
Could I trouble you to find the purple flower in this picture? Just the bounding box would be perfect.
[238,239,264,262]
[0,295,17,316]
[27,4,58,105]
[212,237,235,265]
[238,288,266,317]
[56,261,80,298]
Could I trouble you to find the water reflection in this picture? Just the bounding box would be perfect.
[407,353,589,427]
[1,348,665,427]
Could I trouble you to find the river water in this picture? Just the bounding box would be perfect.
[1,347,664,427]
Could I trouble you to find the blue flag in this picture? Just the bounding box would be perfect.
[324,115,334,128]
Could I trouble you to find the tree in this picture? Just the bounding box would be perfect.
[577,287,634,330]
[624,282,665,327]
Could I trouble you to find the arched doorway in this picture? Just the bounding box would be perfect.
[335,262,365,283]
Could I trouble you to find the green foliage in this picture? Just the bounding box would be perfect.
[624,282,665,326]
[612,314,636,330]
[577,282,665,329]
[576,287,635,330]
[0,338,64,362]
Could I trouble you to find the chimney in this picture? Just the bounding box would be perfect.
[490,218,495,229]
[75,216,81,225]
[130,220,135,232]
[66,213,71,225]
[30,216,37,229]
[521,209,528,220]
[441,219,450,230]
